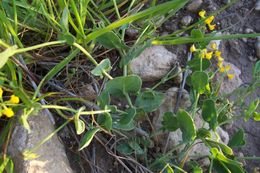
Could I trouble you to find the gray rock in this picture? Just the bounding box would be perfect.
[8,110,73,173]
[181,16,193,26]
[256,0,260,11]
[130,46,179,82]
[256,37,260,58]
[187,0,203,12]
[219,61,243,94]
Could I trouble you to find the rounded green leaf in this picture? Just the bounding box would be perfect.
[119,108,136,125]
[202,99,217,123]
[228,129,246,148]
[91,58,112,78]
[97,113,112,131]
[105,75,142,97]
[162,112,179,131]
[188,58,211,71]
[135,90,165,113]
[79,127,100,151]
[191,71,208,94]
[176,109,196,142]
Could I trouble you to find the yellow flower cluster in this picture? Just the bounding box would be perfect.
[189,43,235,80]
[0,87,20,118]
[199,10,216,31]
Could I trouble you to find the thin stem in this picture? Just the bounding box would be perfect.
[15,40,66,54]
[73,43,113,80]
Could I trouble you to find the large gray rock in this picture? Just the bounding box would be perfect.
[8,110,73,173]
[130,46,179,82]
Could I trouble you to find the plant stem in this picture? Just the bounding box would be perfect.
[15,40,66,54]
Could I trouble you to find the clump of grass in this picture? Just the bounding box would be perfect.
[0,0,260,172]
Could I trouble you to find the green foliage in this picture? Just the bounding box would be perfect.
[91,58,112,78]
[228,129,246,148]
[105,75,142,98]
[0,0,259,172]
[135,89,165,113]
[191,71,209,94]
[79,127,100,151]
[176,109,196,142]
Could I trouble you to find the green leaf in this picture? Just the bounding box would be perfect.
[188,58,211,71]
[191,71,208,94]
[79,127,100,151]
[212,159,231,173]
[120,41,151,67]
[211,148,244,173]
[162,112,179,131]
[166,165,174,173]
[128,141,144,155]
[253,112,260,121]
[97,112,112,131]
[206,139,233,156]
[97,91,110,108]
[197,128,211,139]
[176,109,196,142]
[228,129,246,148]
[96,31,128,50]
[135,89,165,113]
[244,99,259,121]
[91,58,112,78]
[202,99,217,122]
[105,75,142,97]
[191,29,204,39]
[116,143,133,155]
[0,45,17,69]
[119,108,136,125]
[74,107,85,135]
[193,166,203,173]
[202,99,218,130]
[113,120,135,131]
[253,60,260,79]
[58,32,75,45]
[60,7,69,32]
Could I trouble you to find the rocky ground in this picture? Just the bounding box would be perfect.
[8,0,260,172]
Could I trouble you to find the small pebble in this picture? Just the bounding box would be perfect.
[181,16,193,26]
[187,0,203,12]
[244,28,254,34]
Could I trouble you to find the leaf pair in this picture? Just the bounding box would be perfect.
[162,109,196,142]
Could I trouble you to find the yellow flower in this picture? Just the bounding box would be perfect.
[227,74,235,80]
[205,51,213,60]
[219,65,231,73]
[190,44,197,53]
[208,24,216,31]
[219,66,225,73]
[210,42,217,50]
[0,87,3,98]
[205,16,215,25]
[9,95,20,104]
[215,51,222,57]
[225,65,231,71]
[199,10,206,18]
[217,56,224,62]
[217,61,223,68]
[2,107,14,118]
